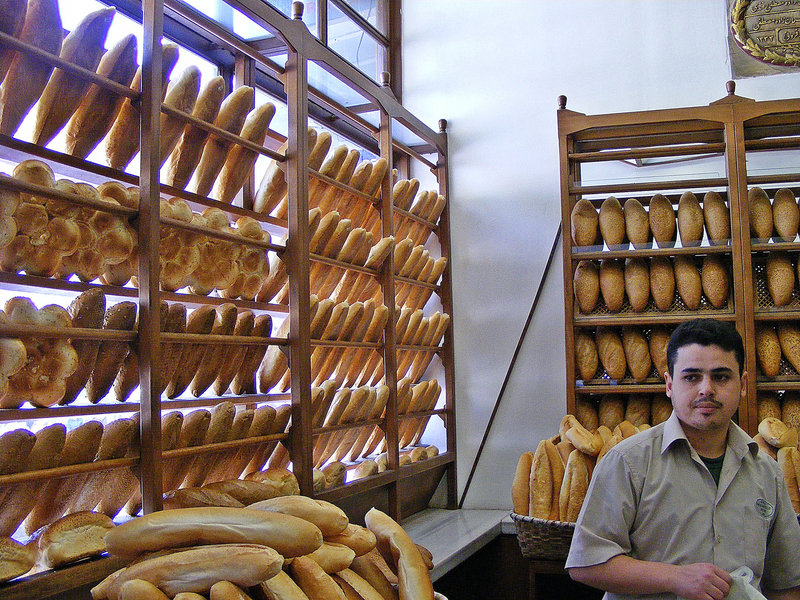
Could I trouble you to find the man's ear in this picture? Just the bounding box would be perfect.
[664,371,673,399]
[739,370,748,401]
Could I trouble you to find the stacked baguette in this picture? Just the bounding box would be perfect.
[87,502,435,600]
[571,191,730,249]
[574,325,673,383]
[753,417,800,513]
[512,414,650,522]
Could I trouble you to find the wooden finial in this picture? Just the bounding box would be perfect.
[726,80,736,95]
[558,95,567,110]
[380,71,391,87]
[439,119,447,133]
[292,1,304,19]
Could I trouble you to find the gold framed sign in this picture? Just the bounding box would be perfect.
[731,0,800,67]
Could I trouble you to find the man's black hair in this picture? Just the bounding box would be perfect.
[666,318,745,376]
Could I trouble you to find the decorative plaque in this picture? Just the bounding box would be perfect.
[731,0,800,67]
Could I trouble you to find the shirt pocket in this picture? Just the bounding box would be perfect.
[738,497,771,568]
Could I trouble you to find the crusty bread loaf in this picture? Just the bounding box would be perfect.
[166,305,216,398]
[231,313,272,395]
[105,506,322,559]
[599,259,624,312]
[511,451,533,515]
[772,188,800,241]
[59,288,106,405]
[649,327,671,380]
[622,327,651,381]
[703,191,730,242]
[651,395,673,425]
[757,392,782,423]
[0,428,35,475]
[350,554,399,600]
[750,187,775,239]
[778,323,800,373]
[570,199,598,247]
[624,257,649,312]
[574,330,599,381]
[33,7,115,146]
[573,260,599,314]
[782,391,800,431]
[599,196,625,246]
[758,416,798,448]
[528,439,559,520]
[334,569,386,600]
[649,257,675,311]
[624,395,651,427]
[0,0,26,86]
[249,495,348,537]
[190,85,254,197]
[766,252,795,307]
[86,301,137,403]
[673,255,702,310]
[33,510,114,568]
[364,508,434,600]
[564,422,602,457]
[289,555,348,600]
[559,449,589,523]
[755,325,782,378]
[0,0,62,136]
[65,34,138,158]
[162,487,245,510]
[306,541,357,574]
[595,327,627,380]
[326,523,378,557]
[701,255,729,308]
[94,544,283,600]
[613,420,639,439]
[575,397,599,431]
[210,581,255,600]
[118,580,171,600]
[777,447,800,513]
[623,198,650,247]
[158,66,201,166]
[754,433,779,460]
[677,191,704,246]
[598,394,625,429]
[259,570,311,600]
[0,536,36,583]
[649,194,676,246]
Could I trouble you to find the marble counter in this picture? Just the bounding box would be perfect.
[401,508,510,581]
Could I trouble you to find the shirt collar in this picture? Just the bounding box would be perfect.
[660,410,759,458]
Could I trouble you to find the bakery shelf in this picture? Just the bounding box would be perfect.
[568,143,726,163]
[575,383,667,394]
[571,242,732,260]
[569,177,729,196]
[0,323,135,342]
[0,403,141,422]
[157,393,292,410]
[0,456,138,487]
[0,175,137,218]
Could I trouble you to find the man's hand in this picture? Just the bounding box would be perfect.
[672,563,733,600]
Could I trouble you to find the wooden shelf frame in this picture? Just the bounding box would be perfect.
[556,84,800,434]
[0,0,454,553]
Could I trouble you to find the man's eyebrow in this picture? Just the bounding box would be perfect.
[679,367,734,374]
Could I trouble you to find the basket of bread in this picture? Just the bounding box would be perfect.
[510,413,650,560]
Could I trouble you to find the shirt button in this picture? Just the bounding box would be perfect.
[715,536,721,545]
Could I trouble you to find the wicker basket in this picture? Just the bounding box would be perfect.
[510,512,575,560]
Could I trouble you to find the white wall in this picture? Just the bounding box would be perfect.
[401,0,800,509]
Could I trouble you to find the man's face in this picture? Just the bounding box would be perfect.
[665,343,746,434]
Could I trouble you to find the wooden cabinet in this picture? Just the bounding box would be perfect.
[0,0,454,594]
[557,83,800,435]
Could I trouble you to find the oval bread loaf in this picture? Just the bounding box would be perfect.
[599,196,625,246]
[755,325,782,378]
[326,523,378,557]
[673,256,702,310]
[677,191,704,245]
[574,331,599,381]
[622,327,652,382]
[624,395,651,426]
[649,257,675,311]
[624,258,649,312]
[648,194,676,246]
[766,253,795,307]
[575,397,599,431]
[651,395,673,425]
[782,391,800,431]
[248,495,348,537]
[570,199,598,247]
[749,187,774,239]
[758,416,798,448]
[599,259,624,312]
[757,392,782,422]
[778,323,800,374]
[772,188,799,241]
[623,198,650,248]
[573,260,599,314]
[703,191,730,242]
[598,395,625,429]
[595,327,626,380]
[701,255,729,309]
[649,327,671,380]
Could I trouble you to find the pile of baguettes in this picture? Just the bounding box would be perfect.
[754,392,800,513]
[1,495,439,600]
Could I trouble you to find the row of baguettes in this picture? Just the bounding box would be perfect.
[0,4,280,205]
[573,254,729,314]
[574,325,670,383]
[572,394,673,431]
[258,297,449,394]
[570,192,731,248]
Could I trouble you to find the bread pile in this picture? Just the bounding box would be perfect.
[85,503,435,600]
[571,192,730,249]
[573,254,729,314]
[748,187,800,241]
[574,325,673,383]
[752,416,800,513]
[512,414,650,522]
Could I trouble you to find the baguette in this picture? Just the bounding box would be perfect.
[0,536,35,583]
[163,487,244,510]
[95,544,283,600]
[105,44,180,170]
[59,288,106,405]
[86,301,137,403]
[757,416,798,448]
[118,580,170,600]
[350,554,399,600]
[558,449,589,523]
[65,34,138,158]
[159,66,201,165]
[289,555,347,600]
[364,508,434,600]
[166,305,216,398]
[249,495,348,537]
[754,432,779,461]
[190,85,254,197]
[33,7,115,146]
[189,303,238,397]
[161,408,211,494]
[528,440,553,519]
[306,541,357,574]
[259,570,311,600]
[511,451,533,515]
[326,523,377,557]
[213,310,254,395]
[105,506,322,559]
[166,75,226,189]
[212,102,276,203]
[334,569,386,600]
[33,510,114,568]
[232,313,272,395]
[0,0,26,86]
[777,447,800,513]
[0,0,62,136]
[210,581,255,600]
[202,478,284,506]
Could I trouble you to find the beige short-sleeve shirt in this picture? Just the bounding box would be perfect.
[565,412,800,599]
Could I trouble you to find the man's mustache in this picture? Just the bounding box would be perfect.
[690,399,723,408]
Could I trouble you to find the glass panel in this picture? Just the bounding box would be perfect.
[340,0,382,32]
[265,0,319,38]
[308,61,371,107]
[189,0,272,39]
[327,2,382,80]
[391,118,427,148]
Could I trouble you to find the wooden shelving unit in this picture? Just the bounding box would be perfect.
[0,0,454,596]
[558,83,800,436]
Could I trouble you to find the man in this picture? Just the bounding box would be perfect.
[566,318,800,600]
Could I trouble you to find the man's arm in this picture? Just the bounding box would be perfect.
[765,587,800,600]
[569,555,732,600]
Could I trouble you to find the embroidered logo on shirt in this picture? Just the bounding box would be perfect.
[755,498,774,519]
